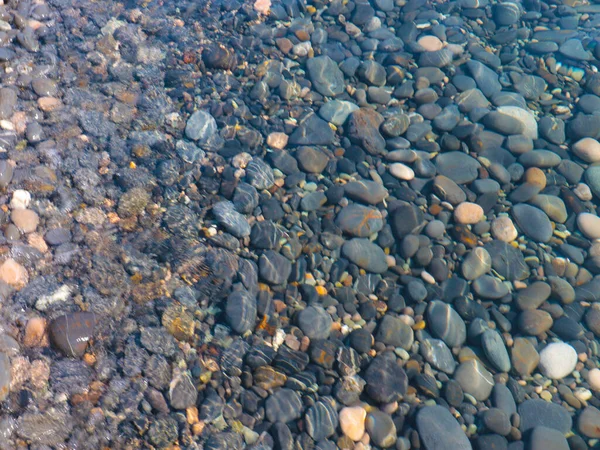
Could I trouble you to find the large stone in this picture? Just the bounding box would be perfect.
[289,112,335,146]
[185,110,218,144]
[427,301,466,348]
[435,152,481,184]
[342,238,388,274]
[512,203,552,243]
[519,399,572,434]
[538,342,577,379]
[335,204,383,237]
[454,359,494,401]
[496,106,538,139]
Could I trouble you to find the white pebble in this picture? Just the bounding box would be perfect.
[10,189,31,210]
[538,342,577,379]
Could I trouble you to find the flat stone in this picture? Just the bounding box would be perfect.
[538,342,577,379]
[578,406,600,438]
[481,329,511,372]
[364,353,407,403]
[466,60,502,98]
[246,158,275,190]
[185,110,218,144]
[420,337,456,374]
[265,388,303,423]
[491,216,518,242]
[461,247,492,280]
[416,405,472,450]
[0,352,10,401]
[496,106,538,139]
[484,240,530,281]
[519,399,572,434]
[318,100,359,126]
[344,180,388,205]
[481,408,511,435]
[577,213,600,240]
[297,306,332,340]
[435,152,481,184]
[519,150,562,168]
[375,315,414,350]
[305,397,338,441]
[225,290,257,334]
[289,112,335,146]
[342,238,388,274]
[560,39,591,61]
[433,175,467,205]
[212,201,251,238]
[427,301,466,348]
[49,312,96,357]
[585,164,600,199]
[528,426,569,450]
[529,195,567,223]
[573,138,600,163]
[515,281,551,310]
[492,384,517,417]
[295,146,329,173]
[390,203,425,238]
[306,56,345,97]
[389,163,415,180]
[339,406,366,441]
[454,359,494,401]
[259,250,292,285]
[512,203,552,243]
[365,409,397,448]
[518,310,553,336]
[472,275,510,299]
[346,108,386,155]
[335,204,383,237]
[454,202,484,224]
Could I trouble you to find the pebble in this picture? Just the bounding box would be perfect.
[297,306,332,340]
[0,352,10,401]
[454,359,494,401]
[462,247,492,280]
[289,112,335,146]
[11,209,39,233]
[587,368,600,391]
[259,251,292,285]
[420,337,456,374]
[482,408,511,436]
[578,406,600,438]
[491,216,518,242]
[212,201,251,238]
[295,146,329,173]
[485,240,530,281]
[528,426,569,450]
[512,203,552,243]
[365,409,397,448]
[577,212,600,240]
[305,398,338,441]
[318,100,359,126]
[342,238,388,274]
[339,406,366,441]
[416,405,472,450]
[347,109,386,155]
[364,353,407,403]
[538,342,577,379]
[454,202,484,225]
[306,56,345,97]
[481,329,511,373]
[265,389,302,423]
[375,315,414,350]
[344,180,388,205]
[515,281,551,311]
[49,312,96,357]
[427,301,466,348]
[225,290,257,334]
[496,106,538,139]
[335,204,383,237]
[246,158,275,190]
[519,399,573,434]
[573,138,600,163]
[389,163,415,181]
[185,110,218,145]
[435,151,481,184]
[518,310,553,336]
[0,258,28,289]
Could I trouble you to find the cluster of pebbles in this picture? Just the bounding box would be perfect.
[1,0,600,448]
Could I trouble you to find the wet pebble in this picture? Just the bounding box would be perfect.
[297,306,332,340]
[342,238,388,274]
[416,405,472,450]
[538,342,577,380]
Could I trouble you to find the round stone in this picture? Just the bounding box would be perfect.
[573,138,600,163]
[389,162,415,181]
[339,406,366,441]
[375,315,414,350]
[515,281,551,311]
[491,216,518,242]
[496,105,538,139]
[538,342,577,379]
[420,338,456,374]
[433,175,467,205]
[461,247,492,280]
[585,164,600,199]
[416,405,471,450]
[259,250,292,285]
[482,408,511,435]
[454,202,484,225]
[335,204,383,237]
[484,240,530,281]
[577,213,600,240]
[344,180,388,205]
[297,306,332,340]
[295,146,329,173]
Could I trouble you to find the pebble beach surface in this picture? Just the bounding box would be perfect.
[0,0,600,448]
